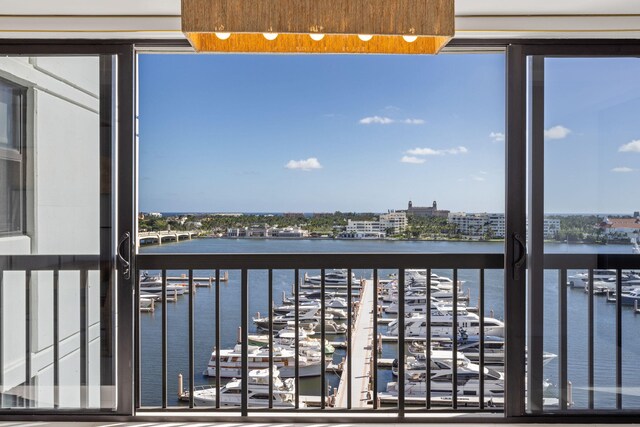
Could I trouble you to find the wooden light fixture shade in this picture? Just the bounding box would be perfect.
[182,0,454,54]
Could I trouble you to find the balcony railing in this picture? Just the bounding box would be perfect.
[135,253,505,415]
[2,252,639,419]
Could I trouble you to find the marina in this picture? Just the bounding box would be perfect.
[138,238,640,410]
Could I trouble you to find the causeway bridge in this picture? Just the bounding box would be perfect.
[138,230,198,245]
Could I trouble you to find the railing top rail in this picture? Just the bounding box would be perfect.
[0,255,101,271]
[543,253,640,270]
[136,252,504,270]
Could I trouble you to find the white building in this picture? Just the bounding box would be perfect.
[448,212,491,237]
[450,212,561,239]
[345,220,384,234]
[599,217,640,239]
[380,212,408,234]
[270,227,309,238]
[488,213,506,238]
[543,218,561,239]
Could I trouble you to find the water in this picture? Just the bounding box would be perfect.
[138,238,640,410]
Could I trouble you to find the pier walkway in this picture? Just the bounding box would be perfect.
[334,279,374,408]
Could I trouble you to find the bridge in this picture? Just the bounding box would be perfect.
[138,230,199,246]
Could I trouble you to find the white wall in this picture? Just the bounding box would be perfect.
[0,56,105,409]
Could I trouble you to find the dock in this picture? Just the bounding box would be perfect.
[166,271,229,284]
[334,279,374,408]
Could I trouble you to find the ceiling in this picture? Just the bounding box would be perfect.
[1,0,640,40]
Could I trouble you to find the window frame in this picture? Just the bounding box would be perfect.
[0,76,27,237]
[0,37,639,424]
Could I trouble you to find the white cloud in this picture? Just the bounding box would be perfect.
[445,146,468,155]
[619,139,640,153]
[407,147,442,156]
[359,116,424,125]
[359,116,394,125]
[402,118,425,125]
[400,156,426,164]
[285,157,322,171]
[406,146,468,156]
[489,132,505,142]
[471,175,486,182]
[544,125,571,140]
[612,166,634,173]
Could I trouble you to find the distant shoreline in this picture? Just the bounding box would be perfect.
[141,235,625,246]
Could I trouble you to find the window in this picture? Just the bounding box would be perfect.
[0,77,26,236]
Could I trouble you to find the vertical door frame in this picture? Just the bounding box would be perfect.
[504,43,528,417]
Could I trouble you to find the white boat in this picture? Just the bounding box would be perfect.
[385,293,467,314]
[418,333,557,367]
[387,309,505,338]
[385,360,505,399]
[381,282,468,303]
[405,270,461,291]
[391,348,473,377]
[632,238,640,255]
[139,271,162,285]
[192,366,296,407]
[613,288,640,305]
[139,283,186,295]
[253,308,346,332]
[274,297,348,315]
[247,327,335,354]
[301,269,357,288]
[139,272,185,295]
[203,344,323,378]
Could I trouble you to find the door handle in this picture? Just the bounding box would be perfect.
[117,232,131,280]
[513,232,526,280]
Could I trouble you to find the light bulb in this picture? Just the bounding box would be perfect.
[215,32,231,40]
[402,35,418,43]
[263,33,278,41]
[310,33,325,41]
[358,34,373,42]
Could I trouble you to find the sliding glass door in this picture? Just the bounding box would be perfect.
[0,46,134,414]
[525,48,640,414]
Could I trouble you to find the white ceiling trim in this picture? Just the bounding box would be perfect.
[4,0,640,16]
[1,15,640,40]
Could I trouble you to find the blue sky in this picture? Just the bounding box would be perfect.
[138,54,639,214]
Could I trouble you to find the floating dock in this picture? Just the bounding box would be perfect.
[334,279,375,408]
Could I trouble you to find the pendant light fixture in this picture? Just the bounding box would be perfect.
[182,0,454,54]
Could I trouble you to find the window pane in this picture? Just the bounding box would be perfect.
[0,159,21,234]
[0,55,116,412]
[0,79,22,150]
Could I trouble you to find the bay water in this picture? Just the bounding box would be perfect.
[139,239,640,410]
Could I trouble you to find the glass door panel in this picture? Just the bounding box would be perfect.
[527,56,640,413]
[0,55,118,410]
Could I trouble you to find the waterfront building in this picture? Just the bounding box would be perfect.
[270,227,309,238]
[599,217,640,239]
[345,219,384,234]
[405,200,450,218]
[227,226,309,238]
[543,218,561,239]
[449,213,560,239]
[488,213,506,238]
[448,212,491,238]
[380,211,408,234]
